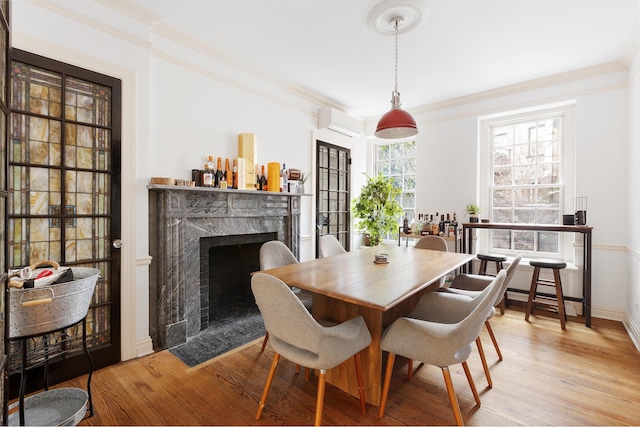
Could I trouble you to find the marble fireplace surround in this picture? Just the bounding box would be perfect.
[148,185,302,349]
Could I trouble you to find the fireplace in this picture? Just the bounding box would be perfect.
[148,186,302,349]
[200,232,277,330]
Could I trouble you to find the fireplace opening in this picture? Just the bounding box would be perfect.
[200,232,278,330]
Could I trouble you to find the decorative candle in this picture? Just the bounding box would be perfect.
[267,162,280,192]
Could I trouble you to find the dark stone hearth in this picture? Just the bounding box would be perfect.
[148,186,302,349]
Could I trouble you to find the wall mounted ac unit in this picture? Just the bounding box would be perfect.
[318,107,363,137]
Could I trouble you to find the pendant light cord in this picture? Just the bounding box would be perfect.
[394,17,399,94]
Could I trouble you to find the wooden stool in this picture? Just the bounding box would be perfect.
[477,253,508,313]
[525,259,568,330]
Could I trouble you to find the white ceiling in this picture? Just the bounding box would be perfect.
[131,0,638,118]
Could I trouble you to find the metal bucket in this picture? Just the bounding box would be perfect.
[9,267,101,339]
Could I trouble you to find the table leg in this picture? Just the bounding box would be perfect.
[584,231,592,327]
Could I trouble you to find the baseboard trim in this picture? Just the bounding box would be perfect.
[136,336,155,358]
[623,313,640,353]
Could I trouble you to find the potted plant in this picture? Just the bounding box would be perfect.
[466,203,481,223]
[352,173,403,246]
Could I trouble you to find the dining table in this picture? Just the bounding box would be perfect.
[259,243,475,406]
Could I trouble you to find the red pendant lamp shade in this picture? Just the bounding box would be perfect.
[374,15,419,139]
[375,91,418,139]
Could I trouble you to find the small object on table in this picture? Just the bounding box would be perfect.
[374,254,389,264]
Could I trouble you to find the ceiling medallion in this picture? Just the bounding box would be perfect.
[368,0,426,36]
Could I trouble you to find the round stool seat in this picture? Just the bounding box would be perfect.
[529,259,567,269]
[477,253,507,262]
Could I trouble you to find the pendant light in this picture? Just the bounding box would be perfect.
[375,16,418,139]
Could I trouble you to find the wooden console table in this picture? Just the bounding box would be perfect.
[461,222,593,327]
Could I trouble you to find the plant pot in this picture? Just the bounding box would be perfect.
[469,214,479,223]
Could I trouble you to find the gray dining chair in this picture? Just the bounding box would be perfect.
[259,240,312,353]
[252,272,371,426]
[407,257,518,387]
[442,255,522,368]
[319,234,346,257]
[413,235,448,251]
[379,270,506,426]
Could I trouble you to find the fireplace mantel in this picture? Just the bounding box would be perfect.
[148,185,305,349]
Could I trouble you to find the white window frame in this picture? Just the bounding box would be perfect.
[478,102,576,261]
[374,139,416,241]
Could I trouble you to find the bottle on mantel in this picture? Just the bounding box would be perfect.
[256,165,261,190]
[223,158,231,189]
[260,165,268,191]
[232,159,238,189]
[215,157,223,188]
[202,156,214,187]
[280,163,288,192]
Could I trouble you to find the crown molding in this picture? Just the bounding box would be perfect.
[92,0,163,26]
[150,47,320,119]
[28,0,152,50]
[403,61,628,119]
[149,21,348,115]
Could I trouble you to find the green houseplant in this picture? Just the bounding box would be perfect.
[466,203,481,223]
[352,173,404,246]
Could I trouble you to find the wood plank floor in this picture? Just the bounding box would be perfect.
[20,307,640,426]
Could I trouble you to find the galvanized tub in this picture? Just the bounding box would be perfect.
[8,388,88,426]
[9,267,101,339]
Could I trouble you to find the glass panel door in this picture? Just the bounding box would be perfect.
[316,141,350,257]
[7,50,121,392]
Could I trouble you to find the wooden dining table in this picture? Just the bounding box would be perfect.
[260,243,475,406]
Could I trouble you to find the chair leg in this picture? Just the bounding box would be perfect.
[353,353,367,414]
[314,369,327,426]
[475,337,492,388]
[256,353,280,420]
[554,268,567,330]
[305,367,310,381]
[485,320,503,361]
[260,332,269,353]
[525,267,540,321]
[379,353,396,418]
[462,361,481,406]
[407,358,413,380]
[478,259,488,275]
[442,366,464,426]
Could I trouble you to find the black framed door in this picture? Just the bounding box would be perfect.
[316,140,350,257]
[7,49,121,394]
[0,0,9,422]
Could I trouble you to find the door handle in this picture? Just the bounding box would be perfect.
[112,239,123,249]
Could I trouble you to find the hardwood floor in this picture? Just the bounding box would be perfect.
[22,307,640,426]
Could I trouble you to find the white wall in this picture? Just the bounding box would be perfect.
[626,3,640,349]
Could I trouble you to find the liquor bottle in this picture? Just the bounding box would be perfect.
[445,213,451,236]
[223,158,232,189]
[256,165,261,190]
[451,212,458,236]
[215,157,224,188]
[402,214,409,234]
[439,214,445,235]
[202,156,214,187]
[431,214,439,235]
[232,159,238,189]
[260,165,268,191]
[280,163,287,192]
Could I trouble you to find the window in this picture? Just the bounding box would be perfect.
[479,104,575,259]
[375,140,416,238]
